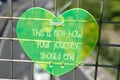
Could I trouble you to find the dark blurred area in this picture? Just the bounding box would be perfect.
[0,0,18,2]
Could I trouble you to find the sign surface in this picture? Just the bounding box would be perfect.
[16,7,98,76]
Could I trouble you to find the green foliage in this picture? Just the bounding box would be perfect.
[80,0,100,19]
[100,39,119,65]
[110,0,120,21]
[57,0,120,21]
[57,0,100,19]
[102,48,118,64]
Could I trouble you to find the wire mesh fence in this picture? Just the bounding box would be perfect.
[0,0,120,80]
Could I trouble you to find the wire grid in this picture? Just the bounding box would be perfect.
[0,0,119,80]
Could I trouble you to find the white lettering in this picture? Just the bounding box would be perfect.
[40,52,61,60]
[32,29,44,37]
[68,30,83,38]
[32,28,83,38]
[54,30,65,37]
[47,32,52,37]
[40,52,74,61]
[36,41,50,48]
[63,54,74,61]
[54,42,78,50]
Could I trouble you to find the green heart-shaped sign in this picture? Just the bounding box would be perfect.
[16,7,98,76]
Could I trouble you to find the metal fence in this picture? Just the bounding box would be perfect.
[0,0,120,80]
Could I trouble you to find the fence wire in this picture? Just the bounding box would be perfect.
[0,0,120,80]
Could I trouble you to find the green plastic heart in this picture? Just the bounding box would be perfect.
[16,7,98,76]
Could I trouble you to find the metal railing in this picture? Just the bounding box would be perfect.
[0,0,120,80]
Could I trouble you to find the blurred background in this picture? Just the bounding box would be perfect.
[0,0,120,80]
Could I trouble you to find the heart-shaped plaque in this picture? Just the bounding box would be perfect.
[16,7,98,76]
